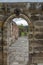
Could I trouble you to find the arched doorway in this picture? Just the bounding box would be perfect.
[2,13,32,65]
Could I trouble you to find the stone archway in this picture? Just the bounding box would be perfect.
[2,13,33,65]
[3,13,32,26]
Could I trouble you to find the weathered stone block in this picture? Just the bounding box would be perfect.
[35,34,43,39]
[29,34,33,39]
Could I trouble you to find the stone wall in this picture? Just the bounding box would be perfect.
[0,17,43,65]
[0,3,43,65]
[2,21,19,65]
[0,21,3,65]
[29,20,43,65]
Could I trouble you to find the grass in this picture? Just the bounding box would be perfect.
[21,32,25,36]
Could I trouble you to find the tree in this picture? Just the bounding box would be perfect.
[18,24,24,29]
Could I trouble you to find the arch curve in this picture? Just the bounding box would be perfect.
[3,13,32,27]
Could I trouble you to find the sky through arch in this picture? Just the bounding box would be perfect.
[13,18,28,26]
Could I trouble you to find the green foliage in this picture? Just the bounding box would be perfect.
[18,24,28,36]
[21,32,25,36]
[18,24,24,29]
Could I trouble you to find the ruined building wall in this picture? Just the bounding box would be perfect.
[0,3,43,65]
[0,21,2,65]
[0,15,43,65]
[2,21,19,65]
[29,20,43,65]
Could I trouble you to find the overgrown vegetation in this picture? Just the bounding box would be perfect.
[18,24,28,36]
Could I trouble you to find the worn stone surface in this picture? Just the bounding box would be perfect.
[9,36,29,65]
[29,20,43,65]
[0,3,43,65]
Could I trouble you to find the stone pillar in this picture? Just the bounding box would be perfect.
[28,22,35,65]
[2,21,19,65]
